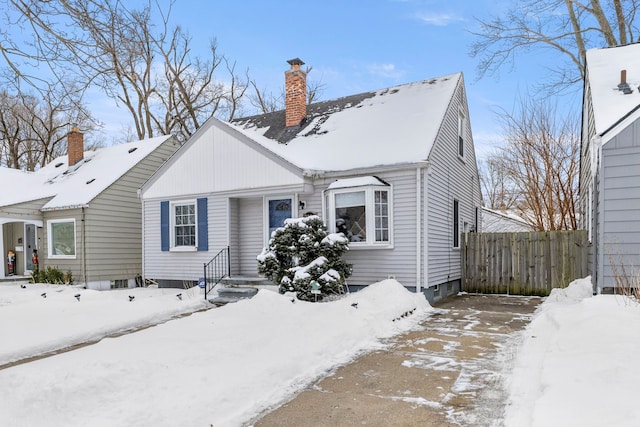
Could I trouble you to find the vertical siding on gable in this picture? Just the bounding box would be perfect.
[599,125,640,290]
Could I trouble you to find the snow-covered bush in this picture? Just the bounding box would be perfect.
[257,215,352,301]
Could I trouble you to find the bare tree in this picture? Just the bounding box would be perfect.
[5,0,250,142]
[0,83,97,171]
[248,66,325,114]
[471,0,640,92]
[488,98,580,230]
[479,154,520,211]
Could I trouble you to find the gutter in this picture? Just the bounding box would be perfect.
[303,161,430,179]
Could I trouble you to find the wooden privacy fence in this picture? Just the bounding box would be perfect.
[461,230,589,296]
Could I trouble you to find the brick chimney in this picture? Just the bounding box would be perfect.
[285,58,307,127]
[67,126,84,166]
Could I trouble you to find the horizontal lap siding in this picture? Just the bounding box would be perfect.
[427,79,482,288]
[143,195,228,282]
[601,136,640,288]
[83,139,179,282]
[238,198,263,275]
[315,170,419,287]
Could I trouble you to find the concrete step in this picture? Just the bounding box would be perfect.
[220,276,273,287]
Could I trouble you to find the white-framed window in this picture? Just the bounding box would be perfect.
[458,110,466,158]
[172,200,197,249]
[48,219,76,259]
[160,198,208,252]
[324,177,392,248]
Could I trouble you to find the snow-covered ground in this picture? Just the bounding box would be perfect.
[0,279,431,426]
[1,277,638,427]
[505,277,640,427]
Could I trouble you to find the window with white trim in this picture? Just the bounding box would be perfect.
[173,201,196,247]
[324,177,392,247]
[160,198,208,252]
[48,219,76,258]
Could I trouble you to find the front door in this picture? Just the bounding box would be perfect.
[25,224,36,271]
[268,198,293,240]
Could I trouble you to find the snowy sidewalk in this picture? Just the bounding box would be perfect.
[254,293,541,426]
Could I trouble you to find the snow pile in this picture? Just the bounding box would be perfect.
[505,277,640,426]
[0,279,430,427]
[0,283,208,366]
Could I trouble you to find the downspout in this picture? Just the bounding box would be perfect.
[82,207,87,285]
[141,197,146,283]
[423,163,431,293]
[416,167,422,294]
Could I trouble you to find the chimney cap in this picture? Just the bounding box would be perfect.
[287,58,305,68]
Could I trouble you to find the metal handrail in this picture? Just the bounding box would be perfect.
[204,246,230,300]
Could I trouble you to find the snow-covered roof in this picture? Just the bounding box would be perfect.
[586,43,640,135]
[228,73,461,172]
[481,207,533,233]
[0,135,172,210]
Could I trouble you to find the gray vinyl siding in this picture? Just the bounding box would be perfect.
[0,197,50,220]
[426,77,482,288]
[314,169,419,288]
[237,197,263,275]
[143,195,229,282]
[78,137,179,284]
[598,123,640,290]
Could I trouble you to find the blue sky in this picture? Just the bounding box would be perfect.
[94,0,577,161]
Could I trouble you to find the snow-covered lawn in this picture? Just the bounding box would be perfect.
[2,277,639,427]
[505,277,640,426]
[0,279,431,426]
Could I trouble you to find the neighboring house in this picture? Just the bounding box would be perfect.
[481,207,533,233]
[140,58,482,302]
[0,129,179,289]
[580,42,640,293]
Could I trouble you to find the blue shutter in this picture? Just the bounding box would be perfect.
[197,197,208,251]
[160,201,169,251]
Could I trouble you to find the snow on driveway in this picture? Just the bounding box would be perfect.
[0,279,431,427]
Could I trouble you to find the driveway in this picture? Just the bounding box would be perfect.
[252,293,541,426]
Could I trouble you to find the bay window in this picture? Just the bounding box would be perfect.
[324,177,392,247]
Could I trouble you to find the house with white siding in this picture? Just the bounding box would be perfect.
[0,129,179,289]
[580,43,640,293]
[140,58,482,302]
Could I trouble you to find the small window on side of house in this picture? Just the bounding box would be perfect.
[458,111,465,158]
[453,199,460,249]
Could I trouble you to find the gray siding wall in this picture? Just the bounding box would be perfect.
[237,197,263,275]
[426,78,482,288]
[143,195,229,282]
[599,122,640,290]
[81,137,179,284]
[0,198,50,221]
[313,168,420,287]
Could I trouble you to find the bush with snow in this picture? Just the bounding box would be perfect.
[257,215,352,301]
